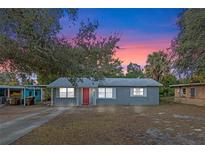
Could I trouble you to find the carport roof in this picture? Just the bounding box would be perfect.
[48,77,162,87]
[0,85,24,89]
[0,85,47,89]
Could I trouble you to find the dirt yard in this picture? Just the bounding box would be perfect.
[0,105,69,144]
[0,105,48,123]
[12,103,205,145]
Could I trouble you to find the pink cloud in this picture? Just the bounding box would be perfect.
[115,38,171,67]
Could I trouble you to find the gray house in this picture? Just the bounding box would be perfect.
[48,78,162,106]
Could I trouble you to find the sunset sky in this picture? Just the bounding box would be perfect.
[59,8,182,68]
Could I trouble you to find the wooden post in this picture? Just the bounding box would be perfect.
[7,88,10,97]
[40,88,43,102]
[33,88,36,102]
[23,88,26,106]
[76,88,79,106]
[93,88,97,105]
[7,88,10,105]
[51,88,53,106]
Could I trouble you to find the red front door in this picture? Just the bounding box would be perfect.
[83,88,89,105]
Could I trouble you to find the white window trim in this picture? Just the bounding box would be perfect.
[59,88,75,98]
[97,88,116,99]
[130,88,147,97]
[59,88,67,98]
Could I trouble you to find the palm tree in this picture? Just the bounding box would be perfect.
[145,50,170,81]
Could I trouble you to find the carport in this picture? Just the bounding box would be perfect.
[0,85,47,106]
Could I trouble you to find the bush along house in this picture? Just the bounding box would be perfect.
[48,78,162,106]
[170,83,205,106]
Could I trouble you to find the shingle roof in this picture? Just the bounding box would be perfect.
[48,78,98,88]
[48,77,162,87]
[99,78,163,87]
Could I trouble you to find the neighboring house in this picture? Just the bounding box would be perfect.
[170,83,205,106]
[48,78,162,106]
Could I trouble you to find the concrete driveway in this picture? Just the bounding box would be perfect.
[0,105,69,145]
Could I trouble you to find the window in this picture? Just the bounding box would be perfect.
[98,88,105,98]
[190,88,196,97]
[131,88,147,97]
[105,88,113,98]
[183,88,186,95]
[98,88,115,99]
[59,88,67,98]
[134,88,144,96]
[59,88,74,98]
[67,88,74,98]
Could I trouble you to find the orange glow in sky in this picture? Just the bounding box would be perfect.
[115,39,171,67]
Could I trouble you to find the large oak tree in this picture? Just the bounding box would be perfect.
[0,9,123,84]
[172,9,205,79]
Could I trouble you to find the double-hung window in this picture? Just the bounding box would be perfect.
[98,88,115,99]
[130,88,147,97]
[59,88,74,98]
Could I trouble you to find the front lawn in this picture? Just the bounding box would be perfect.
[13,103,205,145]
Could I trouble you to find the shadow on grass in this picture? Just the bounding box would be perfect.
[160,97,177,105]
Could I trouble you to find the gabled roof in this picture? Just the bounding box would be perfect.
[48,78,98,88]
[170,83,205,87]
[48,77,162,88]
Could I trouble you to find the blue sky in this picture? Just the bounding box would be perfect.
[59,8,182,66]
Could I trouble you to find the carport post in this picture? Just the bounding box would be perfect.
[40,88,43,102]
[23,88,26,106]
[7,88,10,98]
[34,88,35,97]
[51,88,53,106]
[33,88,35,102]
[7,88,10,105]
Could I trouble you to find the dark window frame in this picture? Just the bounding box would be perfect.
[190,87,196,97]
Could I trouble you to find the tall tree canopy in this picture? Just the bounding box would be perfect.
[145,50,176,96]
[172,9,205,78]
[126,62,144,78]
[0,9,122,84]
[0,9,77,82]
[145,50,170,81]
[72,21,123,78]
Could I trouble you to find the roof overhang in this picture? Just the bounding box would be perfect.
[0,85,48,89]
[170,83,205,88]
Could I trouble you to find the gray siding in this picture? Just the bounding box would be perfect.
[53,88,78,106]
[96,87,159,105]
[52,87,160,106]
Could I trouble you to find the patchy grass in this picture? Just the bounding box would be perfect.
[160,97,176,104]
[0,105,48,123]
[13,103,205,145]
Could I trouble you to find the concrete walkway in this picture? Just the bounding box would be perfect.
[0,107,69,145]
